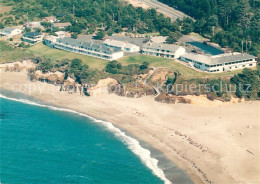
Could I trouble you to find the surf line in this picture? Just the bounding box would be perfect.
[0,94,172,184]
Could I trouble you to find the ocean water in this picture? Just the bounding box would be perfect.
[0,91,194,184]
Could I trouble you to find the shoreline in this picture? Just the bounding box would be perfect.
[0,92,176,184]
[1,70,260,184]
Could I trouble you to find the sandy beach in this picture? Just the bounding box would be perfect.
[1,70,260,184]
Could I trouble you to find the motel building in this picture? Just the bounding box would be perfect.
[44,37,124,61]
[22,32,43,44]
[141,42,186,59]
[180,52,257,73]
[0,27,23,37]
[103,39,140,52]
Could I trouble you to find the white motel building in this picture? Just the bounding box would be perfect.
[141,42,186,59]
[180,52,257,73]
[44,37,124,60]
[44,35,257,73]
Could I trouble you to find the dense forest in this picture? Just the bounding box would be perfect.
[1,0,181,35]
[159,0,260,55]
[0,0,259,55]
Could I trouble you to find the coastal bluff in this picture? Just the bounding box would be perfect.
[1,63,259,184]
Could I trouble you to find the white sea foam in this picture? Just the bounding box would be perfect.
[0,94,172,184]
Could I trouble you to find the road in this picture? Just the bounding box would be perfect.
[139,0,192,21]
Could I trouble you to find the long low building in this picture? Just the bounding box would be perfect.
[22,32,43,44]
[141,42,186,59]
[44,37,124,60]
[180,52,257,72]
[103,39,140,52]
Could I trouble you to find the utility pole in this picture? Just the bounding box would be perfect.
[246,40,248,53]
[241,41,244,55]
[249,40,252,48]
[27,12,29,24]
[73,4,75,16]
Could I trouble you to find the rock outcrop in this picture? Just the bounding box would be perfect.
[155,92,191,104]
[86,78,119,96]
[31,70,65,85]
[0,59,36,71]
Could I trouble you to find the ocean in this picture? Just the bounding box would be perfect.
[0,91,194,184]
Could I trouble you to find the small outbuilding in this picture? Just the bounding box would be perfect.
[43,16,56,23]
[0,27,23,37]
[103,39,140,52]
[22,32,43,44]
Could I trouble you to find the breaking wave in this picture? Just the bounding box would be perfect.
[0,94,172,184]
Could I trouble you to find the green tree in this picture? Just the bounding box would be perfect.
[95,30,105,40]
[38,59,53,73]
[0,22,4,29]
[71,32,78,39]
[160,28,171,36]
[166,31,182,43]
[25,27,31,32]
[35,28,41,32]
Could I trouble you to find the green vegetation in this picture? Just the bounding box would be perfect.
[119,55,245,79]
[159,0,260,56]
[105,60,149,75]
[27,43,107,69]
[37,58,54,72]
[1,0,185,35]
[0,41,34,63]
[230,68,260,99]
[1,0,258,55]
[0,42,250,81]
[0,38,251,101]
[95,30,105,40]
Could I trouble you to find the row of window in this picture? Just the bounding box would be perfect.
[143,51,174,58]
[224,59,253,65]
[56,43,113,55]
[59,41,113,54]
[209,69,220,72]
[54,44,112,59]
[207,63,223,67]
[143,48,174,53]
[183,57,254,68]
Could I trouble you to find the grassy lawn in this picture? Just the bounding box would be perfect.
[119,55,244,79]
[0,41,34,63]
[25,42,245,79]
[27,43,108,69]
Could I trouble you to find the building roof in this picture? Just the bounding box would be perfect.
[150,36,167,43]
[104,39,126,48]
[25,21,42,28]
[106,35,146,46]
[1,27,16,33]
[104,39,139,49]
[55,31,66,35]
[211,53,256,65]
[182,52,256,65]
[56,37,122,55]
[44,16,56,21]
[142,42,182,53]
[53,22,71,28]
[125,42,139,49]
[23,32,42,38]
